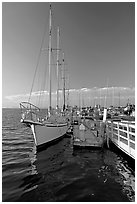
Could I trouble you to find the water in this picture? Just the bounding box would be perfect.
[2,108,135,202]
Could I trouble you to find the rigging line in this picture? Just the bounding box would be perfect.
[28,17,49,104]
[52,9,66,91]
[50,51,57,99]
[35,64,43,107]
[39,55,49,108]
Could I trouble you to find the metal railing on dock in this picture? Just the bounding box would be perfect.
[106,120,135,159]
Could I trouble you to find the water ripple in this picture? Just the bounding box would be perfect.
[2,109,135,202]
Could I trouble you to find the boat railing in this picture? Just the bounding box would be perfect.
[20,102,41,122]
[106,120,135,159]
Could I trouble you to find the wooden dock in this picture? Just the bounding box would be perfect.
[73,119,106,148]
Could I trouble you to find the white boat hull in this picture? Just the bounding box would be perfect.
[31,123,68,148]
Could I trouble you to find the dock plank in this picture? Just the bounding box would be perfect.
[73,120,105,148]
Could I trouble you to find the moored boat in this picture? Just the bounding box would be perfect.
[20,5,69,149]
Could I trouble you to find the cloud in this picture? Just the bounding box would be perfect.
[3,86,135,108]
[5,93,29,101]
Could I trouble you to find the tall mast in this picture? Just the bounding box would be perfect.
[49,4,52,112]
[56,27,60,108]
[62,53,65,111]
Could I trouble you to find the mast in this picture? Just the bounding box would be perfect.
[49,4,52,112]
[62,53,65,111]
[67,74,70,108]
[118,91,120,107]
[112,87,115,107]
[79,89,81,109]
[100,88,101,107]
[56,27,60,109]
[104,78,109,108]
[103,79,108,122]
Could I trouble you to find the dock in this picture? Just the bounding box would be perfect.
[106,120,135,159]
[73,119,106,148]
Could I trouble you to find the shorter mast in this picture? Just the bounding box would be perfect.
[62,53,65,111]
[119,91,121,107]
[103,79,109,122]
[56,27,60,109]
[100,88,101,107]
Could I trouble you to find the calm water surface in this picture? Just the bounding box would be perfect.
[2,108,135,202]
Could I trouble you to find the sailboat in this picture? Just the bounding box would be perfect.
[20,5,69,150]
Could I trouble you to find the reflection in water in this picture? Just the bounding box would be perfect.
[101,150,135,201]
[29,145,38,176]
[19,145,39,193]
[116,158,135,201]
[18,137,135,202]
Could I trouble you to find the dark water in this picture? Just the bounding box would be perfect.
[2,109,135,202]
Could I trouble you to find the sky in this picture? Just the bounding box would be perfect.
[2,2,135,108]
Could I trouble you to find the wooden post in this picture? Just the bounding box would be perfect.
[117,122,120,146]
[111,121,113,141]
[106,123,109,148]
[103,108,107,122]
[127,123,130,155]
